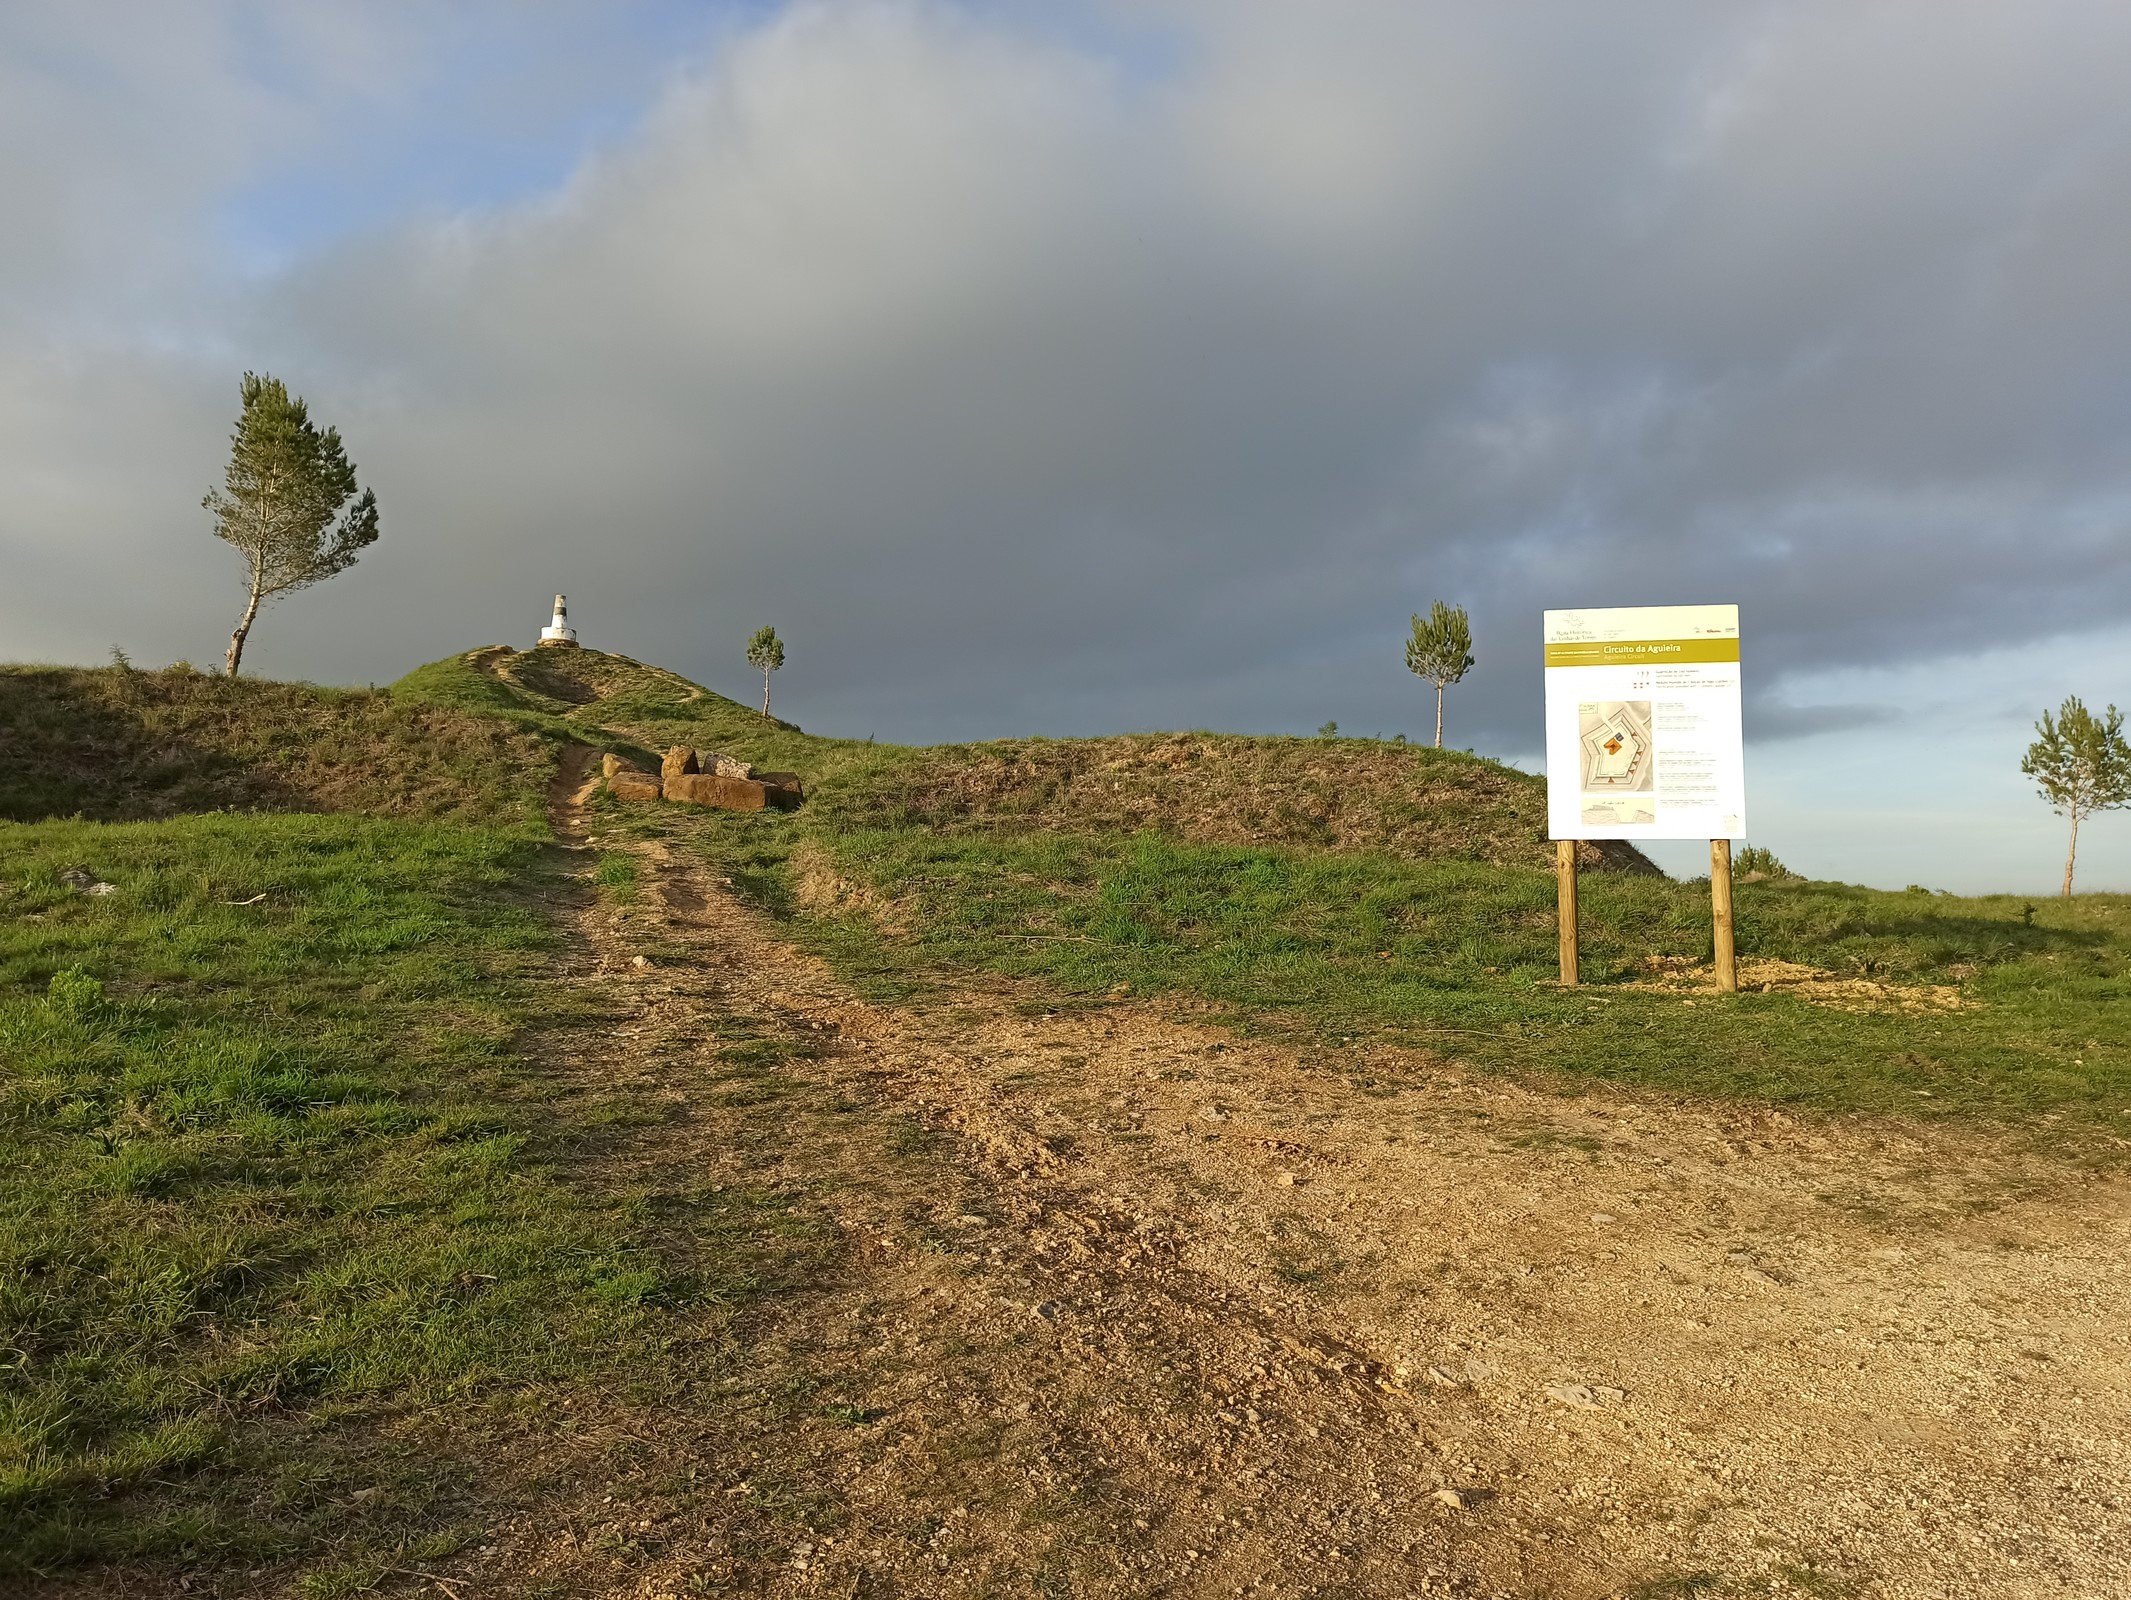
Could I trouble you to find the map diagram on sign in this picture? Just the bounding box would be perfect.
[1578,701,1654,824]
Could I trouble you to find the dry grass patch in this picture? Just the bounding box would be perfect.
[1633,955,1972,1012]
[0,664,554,827]
[834,732,1659,872]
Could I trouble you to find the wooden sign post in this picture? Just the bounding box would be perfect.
[1555,840,1580,986]
[1710,838,1737,993]
[1542,606,1747,996]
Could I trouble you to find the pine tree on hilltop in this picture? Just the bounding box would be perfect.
[204,373,380,676]
[1405,602,1475,749]
[747,625,785,719]
[2022,695,2131,897]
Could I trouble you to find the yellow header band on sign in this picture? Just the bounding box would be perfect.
[1543,638,1741,668]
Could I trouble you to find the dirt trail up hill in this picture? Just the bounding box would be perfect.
[475,751,2131,1600]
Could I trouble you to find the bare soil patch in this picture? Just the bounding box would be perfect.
[1633,956,1972,1013]
[788,840,911,932]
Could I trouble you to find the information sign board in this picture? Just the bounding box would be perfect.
[1543,604,1745,841]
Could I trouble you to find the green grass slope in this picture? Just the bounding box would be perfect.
[659,796,2131,1140]
[0,664,812,1588]
[0,664,554,827]
[0,815,650,1576]
[417,643,2128,1143]
[469,644,2122,1142]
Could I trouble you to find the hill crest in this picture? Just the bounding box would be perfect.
[0,662,551,826]
[1,648,1657,875]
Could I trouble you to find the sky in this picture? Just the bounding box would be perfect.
[5,0,2131,895]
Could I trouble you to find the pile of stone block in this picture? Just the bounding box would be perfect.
[601,748,802,811]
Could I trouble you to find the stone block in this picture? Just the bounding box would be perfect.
[664,772,771,810]
[609,771,662,803]
[661,746,700,783]
[754,770,805,800]
[601,752,654,779]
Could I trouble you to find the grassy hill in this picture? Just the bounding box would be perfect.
[6,644,2130,1594]
[439,649,2128,1145]
[392,645,1651,873]
[0,663,553,827]
[390,645,832,776]
[20,643,1642,870]
[12,646,2125,1130]
[378,648,2131,1115]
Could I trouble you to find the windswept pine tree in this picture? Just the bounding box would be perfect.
[204,373,380,676]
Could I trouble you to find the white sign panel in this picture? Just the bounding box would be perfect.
[1544,604,1745,841]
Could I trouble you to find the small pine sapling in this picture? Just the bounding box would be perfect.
[1734,844,1793,880]
[1405,602,1475,749]
[747,625,785,719]
[2021,695,2131,896]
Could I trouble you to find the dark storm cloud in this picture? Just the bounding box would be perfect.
[7,1,2131,749]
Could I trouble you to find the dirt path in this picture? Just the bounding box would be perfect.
[490,780,2131,1599]
[469,643,706,714]
[548,742,601,844]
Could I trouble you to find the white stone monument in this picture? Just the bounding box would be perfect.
[538,594,579,648]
